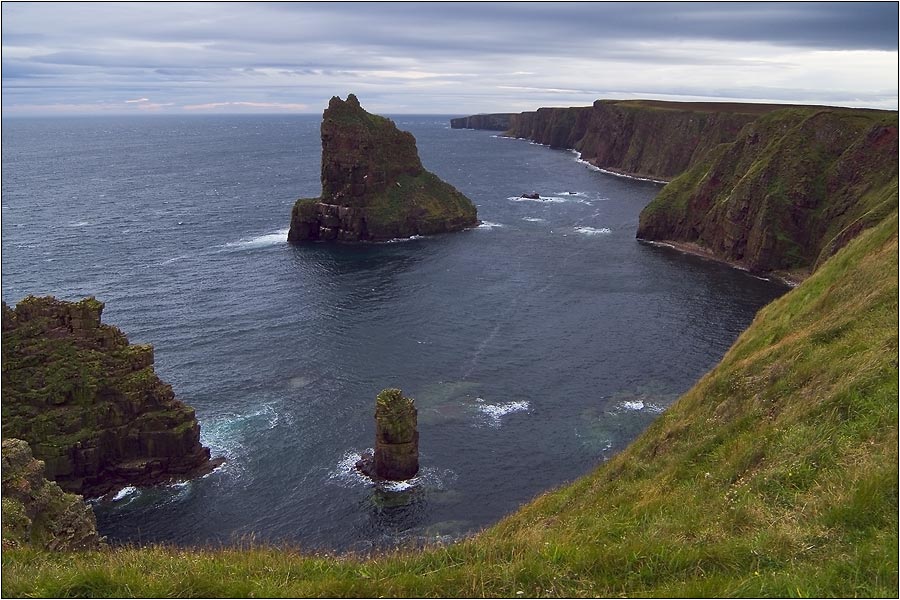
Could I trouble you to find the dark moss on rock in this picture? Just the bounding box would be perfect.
[1,296,222,497]
[289,94,478,243]
[1,438,102,551]
[356,388,419,481]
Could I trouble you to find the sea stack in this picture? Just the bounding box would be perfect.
[1,296,222,497]
[288,94,478,242]
[358,389,419,481]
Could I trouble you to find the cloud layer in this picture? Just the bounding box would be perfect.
[2,2,897,115]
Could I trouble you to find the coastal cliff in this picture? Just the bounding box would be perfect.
[450,113,512,131]
[637,107,898,275]
[1,296,220,497]
[455,99,898,276]
[502,100,772,180]
[289,94,478,242]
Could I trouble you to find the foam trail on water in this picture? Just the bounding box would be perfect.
[223,229,290,250]
[570,150,668,184]
[508,195,591,205]
[383,235,424,244]
[477,221,504,229]
[574,226,612,236]
[522,217,546,223]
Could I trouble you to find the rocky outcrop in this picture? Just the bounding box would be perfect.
[450,113,513,131]
[2,438,102,551]
[289,94,478,242]
[637,107,899,275]
[356,389,419,481]
[1,296,222,497]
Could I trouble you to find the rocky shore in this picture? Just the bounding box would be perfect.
[1,296,222,498]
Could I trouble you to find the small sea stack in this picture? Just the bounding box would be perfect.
[288,94,478,243]
[357,388,419,481]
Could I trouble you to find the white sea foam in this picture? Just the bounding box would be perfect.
[570,150,668,183]
[112,486,139,502]
[618,399,665,413]
[223,228,289,250]
[477,400,530,427]
[574,226,612,235]
[158,254,189,266]
[508,193,593,205]
[68,221,90,227]
[329,449,456,491]
[521,217,546,223]
[477,221,504,229]
[383,235,424,243]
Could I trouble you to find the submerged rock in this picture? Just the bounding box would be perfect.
[1,296,223,497]
[521,192,540,199]
[289,94,478,242]
[1,438,102,551]
[356,389,419,481]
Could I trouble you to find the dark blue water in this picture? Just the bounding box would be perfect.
[1,114,787,551]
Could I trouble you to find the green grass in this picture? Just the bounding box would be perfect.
[3,207,896,596]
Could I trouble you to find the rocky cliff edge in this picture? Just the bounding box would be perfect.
[1,296,222,497]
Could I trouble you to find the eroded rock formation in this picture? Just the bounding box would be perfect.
[356,388,419,481]
[289,94,478,242]
[1,438,102,551]
[1,296,222,497]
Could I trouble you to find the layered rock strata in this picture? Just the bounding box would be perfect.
[1,438,102,551]
[289,94,478,242]
[357,388,419,481]
[637,107,898,275]
[1,296,221,497]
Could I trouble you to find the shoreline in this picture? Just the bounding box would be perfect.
[638,238,805,287]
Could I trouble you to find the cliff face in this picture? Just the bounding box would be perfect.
[454,98,897,276]
[289,94,478,242]
[2,438,102,551]
[637,108,899,274]
[503,100,765,180]
[1,296,220,497]
[450,113,512,131]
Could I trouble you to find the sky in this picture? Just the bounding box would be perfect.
[2,2,898,116]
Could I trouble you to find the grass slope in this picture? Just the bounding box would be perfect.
[2,215,896,597]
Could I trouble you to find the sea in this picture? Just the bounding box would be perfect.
[0,114,788,551]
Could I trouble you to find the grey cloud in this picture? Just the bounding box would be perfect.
[1,2,897,115]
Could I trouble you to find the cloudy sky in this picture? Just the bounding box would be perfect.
[2,2,897,116]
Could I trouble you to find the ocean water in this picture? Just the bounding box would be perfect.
[0,114,787,551]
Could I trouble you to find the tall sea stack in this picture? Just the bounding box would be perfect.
[357,389,419,481]
[289,94,478,242]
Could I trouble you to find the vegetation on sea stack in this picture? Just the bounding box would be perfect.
[288,94,478,242]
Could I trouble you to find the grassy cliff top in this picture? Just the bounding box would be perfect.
[599,98,896,116]
[3,204,896,596]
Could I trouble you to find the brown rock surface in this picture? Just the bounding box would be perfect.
[289,94,478,242]
[1,296,222,497]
